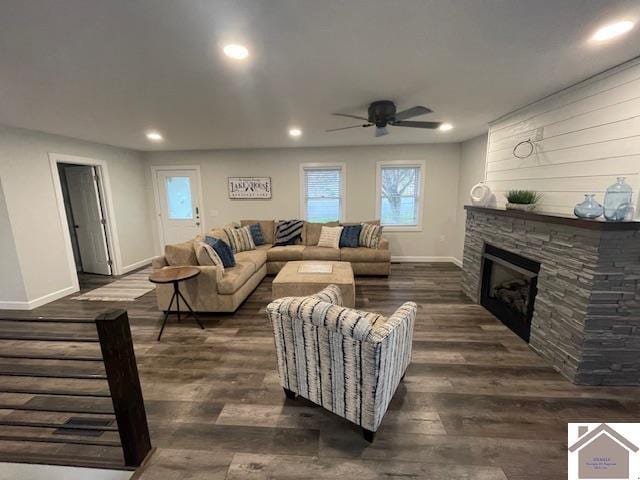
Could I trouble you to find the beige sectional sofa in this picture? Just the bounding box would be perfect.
[152,220,390,313]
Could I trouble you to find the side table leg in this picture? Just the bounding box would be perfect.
[174,281,181,322]
[157,289,176,341]
[177,289,205,330]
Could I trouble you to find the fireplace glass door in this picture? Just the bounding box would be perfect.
[481,244,540,342]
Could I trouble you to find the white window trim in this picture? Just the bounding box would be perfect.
[299,163,346,222]
[375,160,425,232]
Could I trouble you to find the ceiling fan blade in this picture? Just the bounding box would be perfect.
[332,113,370,121]
[375,126,388,137]
[394,106,432,121]
[326,124,371,132]
[392,120,442,129]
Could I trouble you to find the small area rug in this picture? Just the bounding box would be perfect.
[73,267,155,301]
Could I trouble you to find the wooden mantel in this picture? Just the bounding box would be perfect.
[464,205,640,231]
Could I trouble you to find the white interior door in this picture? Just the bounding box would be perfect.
[156,169,202,246]
[64,165,112,275]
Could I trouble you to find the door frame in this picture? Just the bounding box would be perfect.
[150,165,205,253]
[49,153,123,291]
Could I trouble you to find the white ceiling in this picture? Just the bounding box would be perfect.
[1,0,640,151]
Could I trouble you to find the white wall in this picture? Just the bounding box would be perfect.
[144,143,462,260]
[0,125,155,308]
[455,134,487,262]
[485,58,640,214]
[0,178,27,305]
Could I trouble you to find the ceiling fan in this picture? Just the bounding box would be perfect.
[327,100,442,137]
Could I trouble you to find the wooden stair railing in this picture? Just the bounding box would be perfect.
[0,310,152,471]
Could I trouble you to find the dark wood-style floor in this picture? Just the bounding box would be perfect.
[1,263,639,479]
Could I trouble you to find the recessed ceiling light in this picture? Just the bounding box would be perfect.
[438,123,453,132]
[223,44,249,60]
[146,130,164,142]
[592,20,634,42]
[288,128,302,137]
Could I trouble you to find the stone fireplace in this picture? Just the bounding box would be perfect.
[462,206,640,386]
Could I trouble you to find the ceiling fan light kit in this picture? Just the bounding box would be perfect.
[328,100,443,137]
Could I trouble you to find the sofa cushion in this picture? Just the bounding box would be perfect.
[205,236,235,267]
[340,247,391,262]
[339,224,362,248]
[275,220,304,246]
[302,246,341,261]
[165,240,197,266]
[240,220,275,244]
[217,261,256,294]
[224,226,256,253]
[304,221,339,245]
[267,245,305,261]
[208,227,230,244]
[235,248,267,269]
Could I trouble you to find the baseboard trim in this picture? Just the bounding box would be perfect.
[391,256,462,267]
[121,257,154,274]
[0,285,78,310]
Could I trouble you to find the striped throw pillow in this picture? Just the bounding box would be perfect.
[224,226,256,253]
[274,220,304,246]
[317,226,343,248]
[195,241,225,273]
[359,223,383,248]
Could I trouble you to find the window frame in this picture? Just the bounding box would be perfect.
[375,160,425,232]
[299,162,346,223]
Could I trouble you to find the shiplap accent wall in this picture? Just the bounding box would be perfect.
[485,57,640,215]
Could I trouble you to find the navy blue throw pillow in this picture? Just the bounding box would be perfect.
[340,224,362,248]
[205,236,235,267]
[249,223,265,246]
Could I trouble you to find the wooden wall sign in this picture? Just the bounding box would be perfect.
[228,177,272,199]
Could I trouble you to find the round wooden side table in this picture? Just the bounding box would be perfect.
[149,266,205,341]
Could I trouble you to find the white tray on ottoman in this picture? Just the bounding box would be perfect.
[272,261,355,308]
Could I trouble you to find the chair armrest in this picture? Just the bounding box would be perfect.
[369,302,416,343]
[368,301,416,429]
[378,238,389,250]
[152,256,168,268]
[309,285,343,306]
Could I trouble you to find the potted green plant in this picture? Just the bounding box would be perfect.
[505,190,542,212]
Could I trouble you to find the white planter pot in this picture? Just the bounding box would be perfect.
[506,203,537,212]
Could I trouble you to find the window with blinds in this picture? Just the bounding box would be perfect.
[301,165,344,222]
[378,163,423,227]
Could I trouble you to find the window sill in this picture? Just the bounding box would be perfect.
[381,225,423,232]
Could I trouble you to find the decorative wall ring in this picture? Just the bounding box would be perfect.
[513,139,535,159]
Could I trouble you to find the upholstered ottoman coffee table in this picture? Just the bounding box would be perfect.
[272,261,355,308]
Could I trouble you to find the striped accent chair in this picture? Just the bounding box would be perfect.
[266,285,416,442]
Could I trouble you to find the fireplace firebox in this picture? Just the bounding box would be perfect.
[480,244,540,342]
